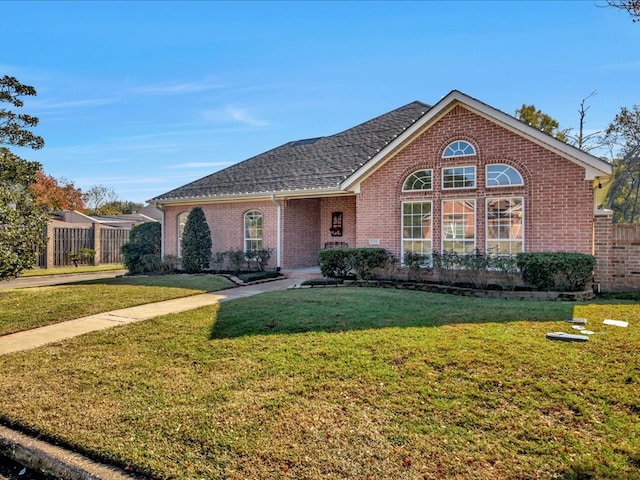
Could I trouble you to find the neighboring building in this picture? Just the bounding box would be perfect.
[56,209,160,229]
[150,90,612,270]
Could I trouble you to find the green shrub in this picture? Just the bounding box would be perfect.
[238,271,281,283]
[181,207,212,273]
[301,278,343,286]
[121,222,161,274]
[319,248,354,278]
[319,248,389,279]
[403,251,429,281]
[516,252,595,292]
[245,248,273,272]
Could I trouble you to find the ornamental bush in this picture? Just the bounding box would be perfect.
[121,222,161,274]
[319,248,390,279]
[181,207,212,273]
[516,252,595,292]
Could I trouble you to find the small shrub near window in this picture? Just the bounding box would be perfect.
[403,251,429,281]
[319,248,390,279]
[516,252,595,292]
[244,248,273,272]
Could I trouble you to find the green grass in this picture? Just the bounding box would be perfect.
[0,288,638,479]
[20,265,126,276]
[0,275,233,336]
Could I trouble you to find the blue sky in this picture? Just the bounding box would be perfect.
[3,0,638,205]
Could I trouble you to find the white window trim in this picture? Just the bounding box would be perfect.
[402,169,434,192]
[485,196,524,255]
[485,164,524,188]
[244,210,263,252]
[442,140,476,158]
[442,165,477,190]
[441,198,476,253]
[401,200,433,264]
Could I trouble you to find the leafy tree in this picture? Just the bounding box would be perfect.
[602,105,640,222]
[121,222,162,274]
[0,148,48,279]
[0,76,44,149]
[605,0,640,21]
[30,171,87,212]
[516,104,570,142]
[0,76,46,280]
[85,184,119,214]
[181,206,212,273]
[95,200,144,215]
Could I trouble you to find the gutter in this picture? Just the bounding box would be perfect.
[270,194,282,270]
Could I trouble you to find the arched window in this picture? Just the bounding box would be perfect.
[177,212,188,257]
[486,164,524,187]
[442,140,476,158]
[402,169,433,191]
[244,210,263,252]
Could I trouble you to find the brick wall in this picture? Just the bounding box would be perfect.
[593,210,640,292]
[356,105,594,259]
[282,198,321,268]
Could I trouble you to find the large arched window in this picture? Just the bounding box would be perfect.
[486,164,524,187]
[177,212,188,257]
[244,210,263,252]
[402,169,433,191]
[442,140,476,158]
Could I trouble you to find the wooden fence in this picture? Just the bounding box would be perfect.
[37,222,131,268]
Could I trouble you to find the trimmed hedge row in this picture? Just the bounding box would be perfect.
[319,248,595,292]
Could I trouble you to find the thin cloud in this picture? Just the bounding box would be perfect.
[131,78,226,95]
[168,161,231,169]
[202,106,269,127]
[592,62,640,71]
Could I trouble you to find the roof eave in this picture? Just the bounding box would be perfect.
[150,186,352,207]
[341,90,612,191]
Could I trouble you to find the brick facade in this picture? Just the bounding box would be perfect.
[355,106,594,259]
[159,104,602,271]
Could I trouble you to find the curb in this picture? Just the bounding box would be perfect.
[0,426,144,479]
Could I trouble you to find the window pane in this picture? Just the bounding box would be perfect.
[442,166,476,189]
[486,197,523,255]
[402,202,432,261]
[442,200,475,253]
[244,211,263,251]
[402,170,433,191]
[486,164,524,187]
[443,140,476,158]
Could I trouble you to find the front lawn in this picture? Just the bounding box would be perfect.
[0,288,638,479]
[0,275,233,336]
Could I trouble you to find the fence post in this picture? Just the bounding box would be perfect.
[593,209,613,292]
[92,222,102,266]
[45,221,55,269]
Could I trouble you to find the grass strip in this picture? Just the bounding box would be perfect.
[0,275,233,336]
[0,288,638,479]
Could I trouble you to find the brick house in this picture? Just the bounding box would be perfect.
[150,90,612,270]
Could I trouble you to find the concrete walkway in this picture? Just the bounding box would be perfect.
[0,278,298,355]
[0,276,299,479]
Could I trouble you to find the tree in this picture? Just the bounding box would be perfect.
[181,206,212,273]
[568,91,604,152]
[30,171,87,212]
[516,104,570,142]
[85,184,120,214]
[0,76,45,149]
[0,76,46,280]
[605,0,640,21]
[0,148,48,279]
[96,200,144,215]
[602,105,640,222]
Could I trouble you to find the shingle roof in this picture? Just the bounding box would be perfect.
[151,101,431,202]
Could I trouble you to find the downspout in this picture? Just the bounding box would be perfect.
[270,194,282,270]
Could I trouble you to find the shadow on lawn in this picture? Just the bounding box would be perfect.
[208,289,580,339]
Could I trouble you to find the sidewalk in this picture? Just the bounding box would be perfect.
[0,277,299,479]
[0,278,298,355]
